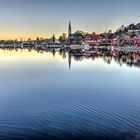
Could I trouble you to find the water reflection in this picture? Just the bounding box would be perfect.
[0,48,140,140]
[1,48,140,70]
[54,49,140,69]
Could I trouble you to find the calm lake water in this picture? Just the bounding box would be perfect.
[0,49,140,140]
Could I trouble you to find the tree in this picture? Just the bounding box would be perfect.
[62,33,67,40]
[40,37,44,41]
[14,39,18,43]
[36,37,40,41]
[59,36,63,43]
[52,35,55,42]
[120,25,125,31]
[108,30,112,34]
[129,23,135,30]
[59,33,67,44]
[27,38,31,41]
[75,30,86,36]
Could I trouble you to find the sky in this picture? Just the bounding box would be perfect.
[0,0,140,40]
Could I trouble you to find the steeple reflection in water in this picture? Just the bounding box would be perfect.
[1,48,140,69]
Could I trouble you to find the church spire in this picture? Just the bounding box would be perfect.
[68,21,72,37]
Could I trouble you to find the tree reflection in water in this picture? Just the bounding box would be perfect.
[1,48,140,69]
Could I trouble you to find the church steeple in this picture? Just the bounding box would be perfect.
[68,21,72,37]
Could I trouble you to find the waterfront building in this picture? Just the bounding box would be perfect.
[45,36,62,49]
[20,41,30,48]
[82,34,101,46]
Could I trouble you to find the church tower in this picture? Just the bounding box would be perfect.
[68,21,72,37]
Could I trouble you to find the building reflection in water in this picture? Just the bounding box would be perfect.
[1,48,140,69]
[66,51,140,69]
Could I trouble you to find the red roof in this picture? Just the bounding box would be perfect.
[86,34,100,38]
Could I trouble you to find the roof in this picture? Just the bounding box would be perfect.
[86,34,100,38]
